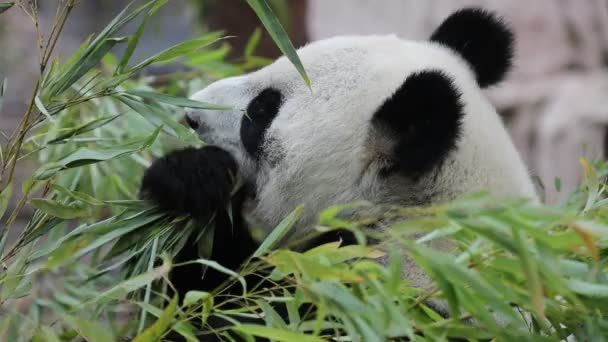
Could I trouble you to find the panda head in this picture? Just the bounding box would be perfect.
[184,8,537,233]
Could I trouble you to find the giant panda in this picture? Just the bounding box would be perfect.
[140,7,537,337]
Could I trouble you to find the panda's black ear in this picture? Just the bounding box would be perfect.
[430,8,514,88]
[371,70,463,176]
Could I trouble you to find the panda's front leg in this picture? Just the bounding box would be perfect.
[140,146,259,298]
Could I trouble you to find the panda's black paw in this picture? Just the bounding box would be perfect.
[140,146,238,219]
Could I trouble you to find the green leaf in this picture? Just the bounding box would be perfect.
[0,77,6,111]
[34,126,160,180]
[554,177,562,192]
[131,32,226,71]
[34,95,54,122]
[183,290,210,307]
[31,198,88,219]
[0,182,13,221]
[42,0,159,97]
[126,90,231,110]
[566,279,608,297]
[233,324,324,342]
[580,158,601,211]
[0,2,14,14]
[246,0,310,88]
[117,95,200,144]
[253,205,303,257]
[0,244,31,301]
[62,316,115,342]
[50,184,105,206]
[32,326,62,342]
[188,259,247,294]
[46,114,121,144]
[245,27,262,58]
[93,258,171,302]
[44,212,165,269]
[117,0,168,74]
[47,37,128,98]
[132,296,178,342]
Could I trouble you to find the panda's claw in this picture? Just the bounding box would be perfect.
[140,146,238,220]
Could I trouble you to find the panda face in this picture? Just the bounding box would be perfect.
[185,9,538,234]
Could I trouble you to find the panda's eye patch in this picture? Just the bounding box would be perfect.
[240,88,283,159]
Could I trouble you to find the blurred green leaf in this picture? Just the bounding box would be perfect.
[246,0,310,88]
[117,0,168,74]
[34,95,54,122]
[46,37,128,98]
[0,245,30,301]
[50,184,105,206]
[566,279,608,297]
[31,198,88,219]
[125,90,231,110]
[0,77,6,111]
[118,95,200,144]
[0,181,13,221]
[183,290,210,307]
[131,32,226,71]
[133,296,178,342]
[34,126,161,180]
[245,27,262,58]
[93,257,171,302]
[32,326,62,342]
[253,205,302,258]
[47,114,121,145]
[0,2,14,14]
[62,316,115,342]
[234,324,324,342]
[45,212,165,269]
[43,0,161,98]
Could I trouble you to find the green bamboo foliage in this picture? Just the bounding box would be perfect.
[0,1,606,341]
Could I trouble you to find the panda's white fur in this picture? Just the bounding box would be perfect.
[188,35,537,240]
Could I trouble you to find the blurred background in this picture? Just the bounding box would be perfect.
[1,0,606,211]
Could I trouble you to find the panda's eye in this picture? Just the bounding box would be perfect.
[240,88,283,159]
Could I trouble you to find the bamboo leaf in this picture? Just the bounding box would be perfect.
[245,27,262,58]
[132,296,178,342]
[131,32,226,71]
[48,37,128,98]
[566,279,608,297]
[246,0,310,88]
[253,205,303,258]
[117,95,200,144]
[31,198,88,219]
[189,259,247,294]
[117,0,168,74]
[580,158,600,211]
[62,316,115,342]
[0,77,6,111]
[0,181,13,221]
[47,114,122,144]
[34,126,161,180]
[43,0,159,97]
[182,290,210,307]
[50,184,105,206]
[34,95,55,122]
[0,245,30,301]
[125,90,231,110]
[92,258,171,302]
[234,324,324,342]
[0,2,14,14]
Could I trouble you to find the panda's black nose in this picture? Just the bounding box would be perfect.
[184,113,199,130]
